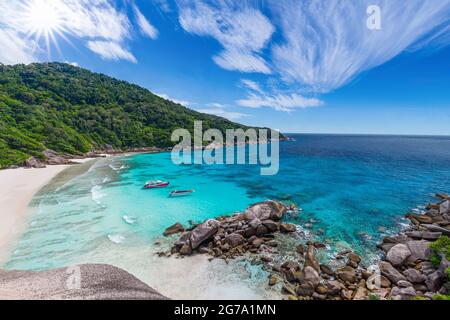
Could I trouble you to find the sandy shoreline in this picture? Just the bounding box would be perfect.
[0,158,97,264]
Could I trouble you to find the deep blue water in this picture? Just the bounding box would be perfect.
[4,134,450,271]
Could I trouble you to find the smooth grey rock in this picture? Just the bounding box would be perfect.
[397,280,413,288]
[224,233,245,247]
[0,264,168,300]
[189,219,220,249]
[406,240,430,262]
[439,200,449,214]
[390,286,416,300]
[386,244,411,266]
[421,224,450,236]
[403,268,426,284]
[299,266,320,288]
[406,231,442,241]
[425,271,444,292]
[244,201,286,221]
[380,261,406,284]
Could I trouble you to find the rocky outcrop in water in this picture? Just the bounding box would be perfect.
[169,201,291,259]
[0,264,168,300]
[162,195,450,300]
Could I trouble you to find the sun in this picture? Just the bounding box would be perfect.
[20,0,68,54]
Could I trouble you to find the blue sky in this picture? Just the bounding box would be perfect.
[1,0,450,135]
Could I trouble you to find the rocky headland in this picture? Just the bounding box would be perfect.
[161,196,450,300]
[0,264,168,300]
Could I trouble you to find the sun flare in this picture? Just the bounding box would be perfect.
[20,0,67,54]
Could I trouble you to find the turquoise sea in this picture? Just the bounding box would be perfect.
[3,134,450,297]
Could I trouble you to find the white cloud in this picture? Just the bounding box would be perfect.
[238,92,323,112]
[195,107,248,121]
[133,4,159,39]
[64,61,78,66]
[241,79,264,94]
[0,0,159,64]
[153,0,171,13]
[177,0,274,74]
[87,41,137,63]
[0,29,36,64]
[155,93,192,107]
[269,0,450,92]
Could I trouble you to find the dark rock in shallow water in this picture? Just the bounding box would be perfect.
[320,264,334,276]
[163,222,185,236]
[0,264,167,300]
[280,223,296,233]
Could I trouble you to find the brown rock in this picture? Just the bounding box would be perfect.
[299,266,321,288]
[282,283,296,296]
[262,220,279,232]
[326,280,345,295]
[268,274,279,286]
[163,222,184,236]
[314,242,326,249]
[189,219,220,249]
[296,244,305,255]
[353,286,368,300]
[251,238,265,248]
[316,284,328,295]
[406,214,433,224]
[336,266,356,283]
[224,233,245,248]
[348,252,361,264]
[244,201,287,222]
[281,261,300,271]
[341,289,354,300]
[179,243,192,255]
[280,223,297,233]
[255,224,269,236]
[320,264,334,276]
[380,261,406,284]
[304,244,320,273]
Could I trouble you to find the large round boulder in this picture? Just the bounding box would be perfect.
[244,201,287,222]
[386,244,411,266]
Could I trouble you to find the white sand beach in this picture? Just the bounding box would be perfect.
[0,159,96,264]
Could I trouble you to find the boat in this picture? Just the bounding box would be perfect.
[144,180,169,189]
[169,190,195,197]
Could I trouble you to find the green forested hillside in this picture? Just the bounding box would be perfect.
[0,62,256,168]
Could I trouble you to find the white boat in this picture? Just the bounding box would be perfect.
[169,190,195,197]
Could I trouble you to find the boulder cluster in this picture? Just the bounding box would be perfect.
[162,195,450,300]
[374,194,450,300]
[167,201,298,259]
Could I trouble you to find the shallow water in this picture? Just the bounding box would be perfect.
[3,134,450,297]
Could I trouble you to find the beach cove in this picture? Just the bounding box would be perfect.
[1,134,450,299]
